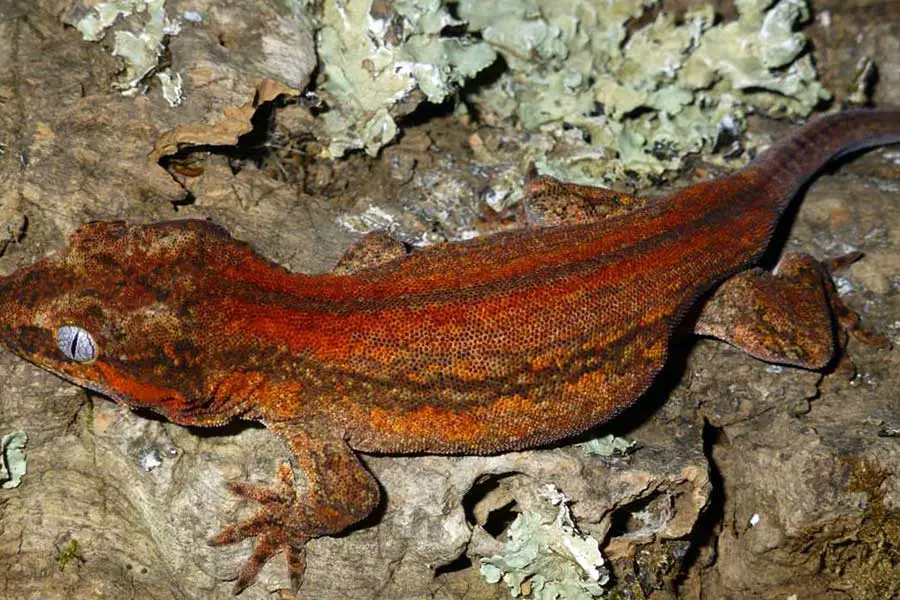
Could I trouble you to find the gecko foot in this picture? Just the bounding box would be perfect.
[823,252,891,351]
[209,463,308,594]
[209,430,380,594]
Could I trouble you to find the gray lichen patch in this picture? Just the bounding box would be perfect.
[459,0,830,183]
[305,0,831,179]
[68,0,184,106]
[309,0,834,248]
[315,0,497,157]
[578,433,637,458]
[480,485,610,599]
[0,430,27,489]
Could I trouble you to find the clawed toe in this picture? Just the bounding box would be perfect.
[207,432,380,594]
[210,463,308,593]
[225,463,294,502]
[231,532,307,595]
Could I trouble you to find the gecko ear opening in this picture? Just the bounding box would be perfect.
[56,325,98,363]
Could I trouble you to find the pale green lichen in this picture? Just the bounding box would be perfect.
[73,0,184,106]
[79,0,833,179]
[156,71,184,107]
[75,0,142,41]
[480,485,610,599]
[453,0,829,182]
[1,431,27,489]
[316,0,496,157]
[578,434,637,458]
[681,0,829,113]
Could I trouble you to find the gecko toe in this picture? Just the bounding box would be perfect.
[209,509,274,546]
[225,480,286,504]
[213,463,310,592]
[226,463,294,502]
[231,531,306,595]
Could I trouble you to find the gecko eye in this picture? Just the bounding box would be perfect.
[56,325,97,363]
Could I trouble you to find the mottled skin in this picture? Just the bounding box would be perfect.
[0,109,898,593]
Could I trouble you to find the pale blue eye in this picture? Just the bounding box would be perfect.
[56,326,97,363]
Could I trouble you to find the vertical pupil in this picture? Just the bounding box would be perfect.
[70,331,80,358]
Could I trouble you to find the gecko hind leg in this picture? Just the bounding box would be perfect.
[333,230,408,274]
[695,252,888,370]
[210,426,380,594]
[523,166,649,227]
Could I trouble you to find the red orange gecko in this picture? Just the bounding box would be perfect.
[0,108,897,592]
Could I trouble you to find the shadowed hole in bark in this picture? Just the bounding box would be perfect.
[170,191,196,210]
[394,96,456,129]
[481,499,519,538]
[434,554,472,576]
[674,418,725,593]
[607,491,668,537]
[157,100,280,187]
[463,472,521,538]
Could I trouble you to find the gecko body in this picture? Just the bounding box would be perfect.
[0,109,898,592]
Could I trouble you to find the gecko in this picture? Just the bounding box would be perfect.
[0,108,898,593]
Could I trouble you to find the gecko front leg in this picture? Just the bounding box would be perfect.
[210,424,380,593]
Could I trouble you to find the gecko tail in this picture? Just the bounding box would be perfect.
[748,107,900,212]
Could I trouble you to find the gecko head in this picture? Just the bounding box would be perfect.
[0,220,239,418]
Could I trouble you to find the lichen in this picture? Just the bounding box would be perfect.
[0,430,27,489]
[71,0,184,106]
[820,456,900,599]
[480,484,610,599]
[578,434,637,458]
[57,539,80,571]
[458,0,829,183]
[315,0,496,157]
